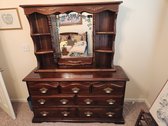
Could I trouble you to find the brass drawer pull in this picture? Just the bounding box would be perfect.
[72,87,80,93]
[61,111,70,117]
[104,87,113,94]
[39,87,48,94]
[38,99,46,105]
[106,112,114,117]
[84,111,93,117]
[106,99,115,105]
[84,99,93,105]
[40,111,48,117]
[60,99,69,105]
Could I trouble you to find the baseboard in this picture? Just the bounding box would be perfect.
[125,98,151,108]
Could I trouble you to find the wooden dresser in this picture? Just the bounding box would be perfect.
[21,1,129,124]
[24,66,128,123]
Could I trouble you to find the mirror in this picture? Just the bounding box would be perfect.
[57,12,93,58]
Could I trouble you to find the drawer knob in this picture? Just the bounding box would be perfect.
[38,99,46,105]
[106,112,114,117]
[72,87,80,93]
[84,99,93,105]
[106,99,115,105]
[84,111,93,117]
[40,111,48,117]
[60,99,69,105]
[39,87,48,94]
[61,111,70,117]
[104,87,113,94]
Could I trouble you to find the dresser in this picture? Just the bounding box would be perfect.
[24,66,128,123]
[21,1,129,124]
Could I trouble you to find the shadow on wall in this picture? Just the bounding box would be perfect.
[114,5,131,64]
[0,35,18,100]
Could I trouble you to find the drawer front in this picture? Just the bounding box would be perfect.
[60,82,91,94]
[78,107,122,118]
[31,95,75,107]
[34,108,76,118]
[28,82,59,95]
[92,81,125,95]
[77,95,123,106]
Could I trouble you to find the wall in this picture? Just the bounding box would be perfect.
[146,0,168,105]
[0,0,166,105]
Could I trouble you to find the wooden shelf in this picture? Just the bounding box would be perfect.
[96,32,115,35]
[35,49,54,55]
[95,49,114,53]
[31,33,51,37]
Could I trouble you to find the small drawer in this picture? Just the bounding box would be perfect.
[27,82,59,95]
[77,95,123,106]
[92,81,125,95]
[34,108,76,118]
[60,82,91,94]
[78,107,122,118]
[31,94,75,107]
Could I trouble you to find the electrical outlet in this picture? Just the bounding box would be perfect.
[22,43,30,52]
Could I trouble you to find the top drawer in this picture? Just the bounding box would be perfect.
[60,82,91,94]
[92,81,125,95]
[27,82,59,95]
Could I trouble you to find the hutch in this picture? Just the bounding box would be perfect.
[21,1,129,124]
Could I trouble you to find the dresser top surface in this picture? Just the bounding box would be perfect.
[23,66,129,82]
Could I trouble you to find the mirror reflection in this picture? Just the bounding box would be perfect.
[58,12,93,57]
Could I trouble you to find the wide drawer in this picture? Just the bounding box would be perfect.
[27,82,59,95]
[34,108,76,118]
[78,107,122,118]
[60,82,91,94]
[76,95,123,106]
[92,81,125,95]
[31,94,75,107]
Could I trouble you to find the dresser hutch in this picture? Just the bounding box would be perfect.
[20,1,129,124]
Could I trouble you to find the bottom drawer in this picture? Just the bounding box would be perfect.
[79,107,122,119]
[34,108,76,118]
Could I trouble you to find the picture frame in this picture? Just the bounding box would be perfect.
[59,12,82,26]
[150,80,168,126]
[0,8,22,30]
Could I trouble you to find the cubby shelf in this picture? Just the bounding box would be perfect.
[95,49,114,53]
[31,33,51,37]
[96,31,115,35]
[35,49,54,55]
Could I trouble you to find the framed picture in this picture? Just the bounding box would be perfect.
[150,80,168,126]
[0,8,22,30]
[59,12,82,26]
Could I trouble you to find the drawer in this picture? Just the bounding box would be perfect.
[27,82,59,95]
[60,82,91,94]
[77,95,123,106]
[31,94,75,107]
[34,108,76,118]
[92,81,125,95]
[78,107,122,118]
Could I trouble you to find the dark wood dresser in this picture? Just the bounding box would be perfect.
[21,1,129,124]
[24,66,128,123]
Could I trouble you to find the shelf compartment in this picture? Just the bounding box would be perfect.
[35,49,54,55]
[95,49,114,53]
[31,33,51,37]
[96,32,115,35]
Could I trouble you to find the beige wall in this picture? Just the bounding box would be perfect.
[0,0,167,105]
[146,0,168,105]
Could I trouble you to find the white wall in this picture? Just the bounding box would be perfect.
[146,0,168,105]
[0,0,167,105]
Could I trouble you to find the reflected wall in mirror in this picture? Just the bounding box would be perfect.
[57,12,93,57]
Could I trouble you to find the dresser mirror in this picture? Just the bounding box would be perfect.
[58,12,93,57]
